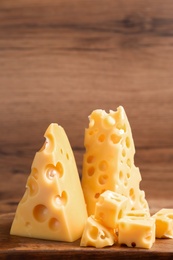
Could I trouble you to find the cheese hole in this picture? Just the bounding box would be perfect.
[49,218,60,231]
[98,174,108,185]
[167,214,173,219]
[129,188,135,201]
[95,189,105,199]
[33,204,48,222]
[66,153,69,160]
[95,193,100,199]
[87,155,94,164]
[56,162,64,176]
[127,158,131,168]
[88,130,94,136]
[100,232,106,239]
[117,123,126,132]
[156,213,163,217]
[104,116,115,127]
[27,177,39,196]
[144,229,152,241]
[98,134,105,142]
[40,134,54,153]
[126,137,130,148]
[89,226,98,240]
[118,209,123,219]
[122,149,126,157]
[110,134,121,144]
[124,178,128,187]
[46,162,63,180]
[99,160,108,171]
[60,148,63,154]
[31,168,39,179]
[54,191,67,206]
[119,171,123,181]
[88,166,95,176]
[127,172,130,179]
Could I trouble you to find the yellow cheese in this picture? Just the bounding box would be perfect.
[125,209,150,218]
[118,216,155,249]
[153,208,173,238]
[95,190,128,229]
[81,106,149,215]
[10,123,88,242]
[80,215,116,248]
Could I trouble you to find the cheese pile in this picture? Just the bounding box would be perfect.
[80,106,173,248]
[10,106,173,249]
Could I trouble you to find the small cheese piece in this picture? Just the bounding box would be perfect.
[80,215,116,248]
[81,106,149,215]
[118,216,155,249]
[95,190,128,229]
[153,208,173,238]
[10,123,88,242]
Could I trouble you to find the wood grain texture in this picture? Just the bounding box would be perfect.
[0,213,173,259]
[1,0,173,148]
[0,0,173,222]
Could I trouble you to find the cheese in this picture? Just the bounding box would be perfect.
[118,216,155,249]
[10,123,88,242]
[125,209,150,218]
[95,190,128,229]
[81,106,149,215]
[80,215,116,248]
[153,208,173,238]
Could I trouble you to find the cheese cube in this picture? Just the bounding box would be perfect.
[153,208,173,238]
[10,123,88,242]
[118,217,155,249]
[95,190,128,229]
[81,106,149,215]
[80,215,116,248]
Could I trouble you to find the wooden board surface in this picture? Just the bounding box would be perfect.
[1,0,173,210]
[0,213,173,260]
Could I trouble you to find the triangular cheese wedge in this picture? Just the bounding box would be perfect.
[81,106,149,215]
[10,123,88,242]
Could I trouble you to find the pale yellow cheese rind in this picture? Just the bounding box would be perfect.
[10,123,88,242]
[81,106,149,215]
[153,208,173,238]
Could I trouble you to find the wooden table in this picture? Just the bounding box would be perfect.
[0,0,173,258]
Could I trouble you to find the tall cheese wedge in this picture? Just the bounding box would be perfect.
[10,123,88,242]
[81,106,149,215]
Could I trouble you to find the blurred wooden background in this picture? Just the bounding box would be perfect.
[1,0,173,215]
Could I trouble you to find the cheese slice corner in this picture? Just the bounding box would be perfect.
[10,123,88,242]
